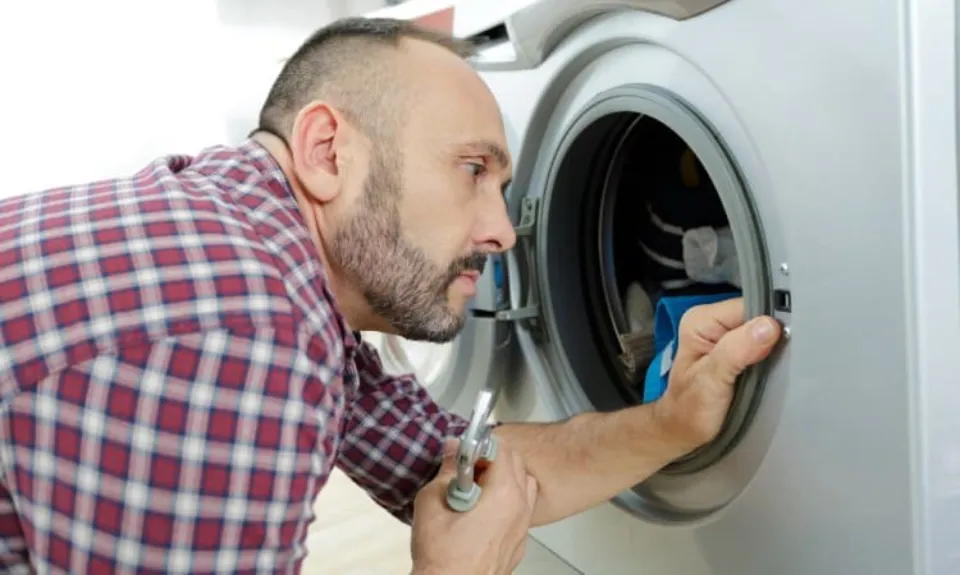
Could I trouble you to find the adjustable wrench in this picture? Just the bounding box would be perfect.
[445,388,499,512]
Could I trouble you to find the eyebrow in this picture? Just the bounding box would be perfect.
[463,140,511,172]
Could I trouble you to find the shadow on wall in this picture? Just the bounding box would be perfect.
[215,0,391,30]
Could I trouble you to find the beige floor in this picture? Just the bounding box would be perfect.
[304,469,414,574]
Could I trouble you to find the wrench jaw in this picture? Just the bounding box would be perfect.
[445,434,500,512]
[445,478,482,512]
[477,433,498,464]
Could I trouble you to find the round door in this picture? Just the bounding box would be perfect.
[490,47,789,524]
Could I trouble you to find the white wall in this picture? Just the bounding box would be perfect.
[0,0,386,199]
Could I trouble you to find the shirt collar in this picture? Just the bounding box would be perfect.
[235,138,360,354]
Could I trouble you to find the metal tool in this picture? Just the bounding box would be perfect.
[445,388,499,512]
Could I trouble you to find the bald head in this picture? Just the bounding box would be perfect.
[256,17,477,144]
[249,19,515,343]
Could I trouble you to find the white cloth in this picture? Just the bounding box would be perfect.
[625,282,655,334]
[682,226,741,288]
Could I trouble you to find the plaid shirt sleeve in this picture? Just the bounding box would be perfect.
[336,342,469,524]
[0,324,340,574]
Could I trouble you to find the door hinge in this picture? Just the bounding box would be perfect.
[514,195,538,237]
[495,305,540,322]
[490,197,545,341]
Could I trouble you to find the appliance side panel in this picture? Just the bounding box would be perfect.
[902,0,960,573]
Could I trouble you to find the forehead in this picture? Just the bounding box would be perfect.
[399,41,511,168]
[409,77,512,173]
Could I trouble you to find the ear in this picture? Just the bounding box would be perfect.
[289,101,346,203]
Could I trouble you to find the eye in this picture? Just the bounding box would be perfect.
[462,162,486,178]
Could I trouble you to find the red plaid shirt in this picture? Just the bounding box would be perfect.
[0,139,468,574]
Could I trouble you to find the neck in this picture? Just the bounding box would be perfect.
[251,131,381,333]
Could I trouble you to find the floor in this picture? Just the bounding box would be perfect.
[304,469,414,574]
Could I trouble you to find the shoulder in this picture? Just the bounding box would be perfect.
[0,148,305,387]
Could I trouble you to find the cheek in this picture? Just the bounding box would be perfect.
[326,179,369,233]
[397,185,475,260]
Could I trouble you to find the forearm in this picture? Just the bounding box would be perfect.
[496,403,684,526]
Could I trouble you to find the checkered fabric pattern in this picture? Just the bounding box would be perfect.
[0,140,468,574]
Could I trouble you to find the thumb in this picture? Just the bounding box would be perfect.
[707,316,781,381]
[434,439,461,479]
[441,438,460,459]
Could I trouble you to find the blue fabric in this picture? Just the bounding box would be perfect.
[642,292,741,403]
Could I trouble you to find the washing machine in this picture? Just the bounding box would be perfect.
[364,0,960,573]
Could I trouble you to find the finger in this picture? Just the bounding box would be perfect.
[525,475,539,512]
[511,449,527,489]
[703,297,751,332]
[677,298,746,351]
[432,439,462,482]
[441,438,460,458]
[705,315,781,382]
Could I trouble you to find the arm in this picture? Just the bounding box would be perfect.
[336,341,468,524]
[336,338,675,526]
[496,404,682,526]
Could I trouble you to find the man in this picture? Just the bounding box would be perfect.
[0,17,781,575]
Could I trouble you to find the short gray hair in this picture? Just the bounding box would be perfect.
[255,17,477,143]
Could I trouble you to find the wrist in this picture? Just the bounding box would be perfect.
[630,403,697,462]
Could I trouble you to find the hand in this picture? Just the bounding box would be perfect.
[411,438,539,575]
[651,297,782,453]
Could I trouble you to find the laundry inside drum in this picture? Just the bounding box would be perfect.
[541,104,766,474]
[589,114,742,406]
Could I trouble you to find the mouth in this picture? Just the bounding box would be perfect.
[452,270,481,296]
[458,271,481,283]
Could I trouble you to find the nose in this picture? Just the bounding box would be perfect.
[476,191,517,253]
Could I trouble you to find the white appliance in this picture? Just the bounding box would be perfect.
[365,0,960,573]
